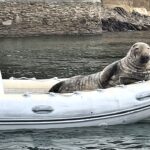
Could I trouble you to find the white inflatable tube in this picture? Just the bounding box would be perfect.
[0,80,150,130]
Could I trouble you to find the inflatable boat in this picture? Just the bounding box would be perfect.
[1,72,150,130]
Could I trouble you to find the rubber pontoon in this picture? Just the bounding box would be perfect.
[1,72,150,130]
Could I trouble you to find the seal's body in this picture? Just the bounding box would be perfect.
[49,72,102,93]
[49,42,150,93]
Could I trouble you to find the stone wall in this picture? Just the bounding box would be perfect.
[102,0,150,9]
[0,0,150,37]
[0,1,102,37]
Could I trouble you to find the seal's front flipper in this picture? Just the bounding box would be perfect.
[119,76,140,85]
[49,81,64,93]
[100,61,118,88]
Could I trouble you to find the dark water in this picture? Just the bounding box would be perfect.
[0,31,150,150]
[1,31,150,79]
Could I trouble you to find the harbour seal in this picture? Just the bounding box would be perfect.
[49,42,150,93]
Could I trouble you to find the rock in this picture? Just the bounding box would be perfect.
[15,14,22,24]
[132,7,149,16]
[114,7,129,17]
[2,20,12,26]
[101,7,150,32]
[0,1,149,36]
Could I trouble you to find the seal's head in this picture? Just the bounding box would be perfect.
[127,42,150,66]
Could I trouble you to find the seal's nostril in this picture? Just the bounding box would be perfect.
[140,55,150,64]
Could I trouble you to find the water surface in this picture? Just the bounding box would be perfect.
[0,31,150,150]
[1,31,149,79]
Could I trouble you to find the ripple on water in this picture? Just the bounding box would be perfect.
[0,123,149,149]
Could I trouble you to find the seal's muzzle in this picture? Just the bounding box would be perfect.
[140,55,150,64]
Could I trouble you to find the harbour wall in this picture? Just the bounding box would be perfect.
[0,0,150,36]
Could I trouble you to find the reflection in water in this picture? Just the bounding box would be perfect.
[0,31,150,79]
[0,31,150,149]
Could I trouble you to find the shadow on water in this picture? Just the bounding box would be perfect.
[0,31,150,149]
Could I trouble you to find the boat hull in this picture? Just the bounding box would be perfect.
[0,105,150,130]
[0,80,150,130]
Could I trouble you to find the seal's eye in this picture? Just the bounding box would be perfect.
[133,47,139,57]
[134,47,139,50]
[140,55,150,64]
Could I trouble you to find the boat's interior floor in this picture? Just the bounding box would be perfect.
[2,76,67,94]
[2,80,58,94]
[4,88,49,94]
